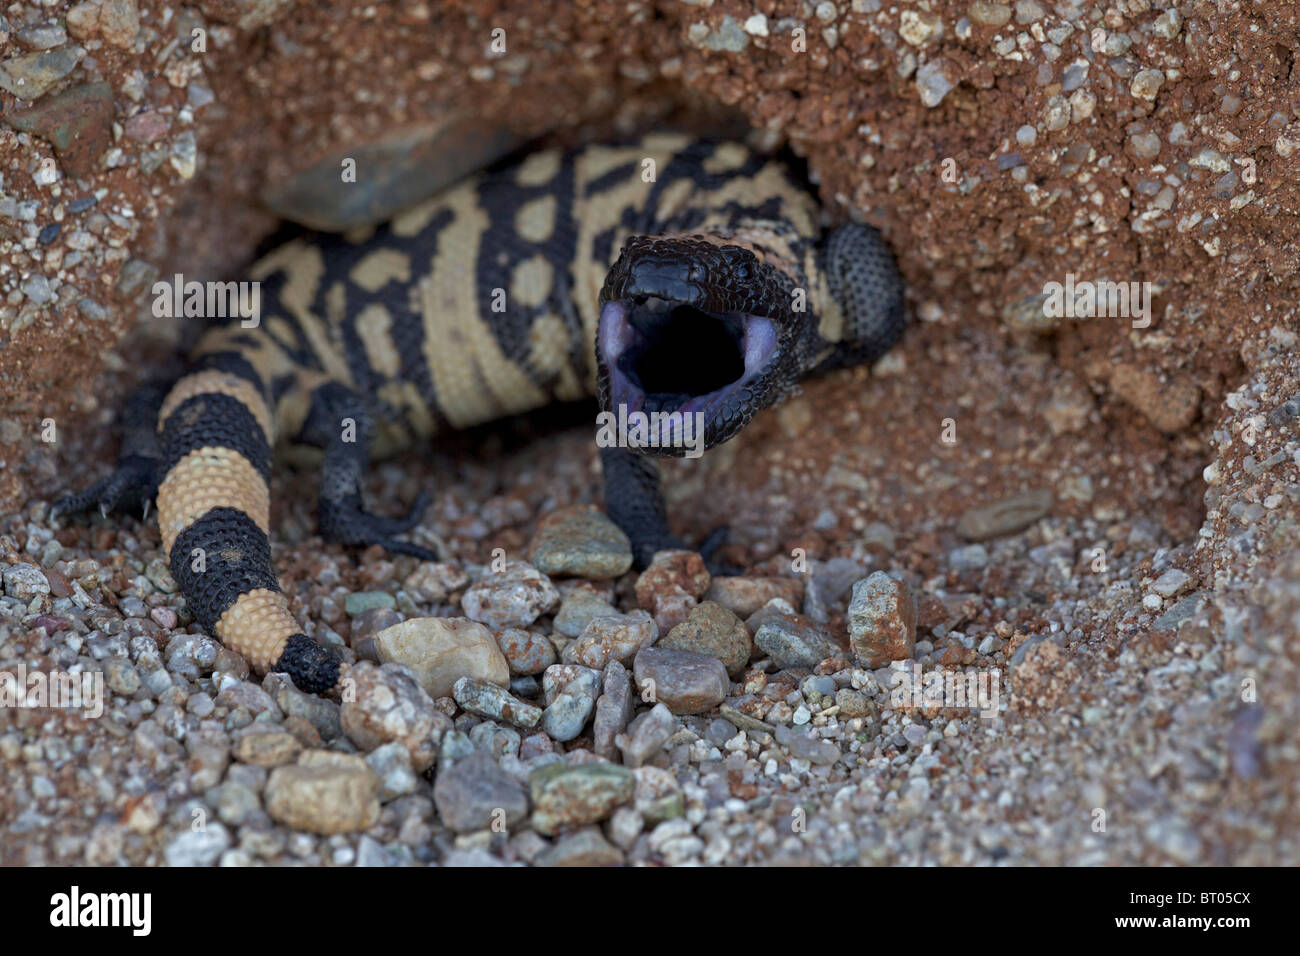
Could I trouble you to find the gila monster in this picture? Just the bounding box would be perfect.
[54,133,905,695]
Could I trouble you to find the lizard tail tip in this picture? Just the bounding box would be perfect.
[275,633,342,695]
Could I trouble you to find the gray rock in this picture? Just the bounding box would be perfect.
[774,724,840,766]
[541,693,596,742]
[593,661,634,759]
[615,703,676,768]
[0,46,84,100]
[754,613,839,669]
[163,822,230,866]
[632,647,729,715]
[364,741,418,801]
[453,677,542,729]
[495,627,556,676]
[553,588,619,638]
[433,752,528,833]
[563,610,657,668]
[3,563,49,600]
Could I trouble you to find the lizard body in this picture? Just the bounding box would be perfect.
[56,133,905,694]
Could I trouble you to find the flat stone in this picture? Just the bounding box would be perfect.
[529,763,636,835]
[753,608,839,669]
[527,505,633,579]
[632,647,729,715]
[261,116,525,230]
[339,661,450,772]
[461,560,560,629]
[1151,568,1193,598]
[6,81,111,179]
[265,751,380,834]
[592,661,634,759]
[535,827,624,866]
[433,752,528,833]
[847,572,917,667]
[956,489,1054,541]
[453,677,542,729]
[540,664,602,706]
[0,46,84,100]
[374,616,509,699]
[364,741,418,800]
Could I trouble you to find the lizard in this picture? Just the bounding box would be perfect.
[53,133,906,696]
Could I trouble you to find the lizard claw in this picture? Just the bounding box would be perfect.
[51,455,157,523]
[318,492,440,561]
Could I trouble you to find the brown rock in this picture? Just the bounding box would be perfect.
[847,572,917,667]
[635,549,710,632]
[1109,363,1201,434]
[703,576,803,618]
[659,600,752,677]
[265,751,380,834]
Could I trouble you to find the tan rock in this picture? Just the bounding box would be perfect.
[374,617,509,699]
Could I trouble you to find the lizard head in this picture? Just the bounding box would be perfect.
[596,234,809,457]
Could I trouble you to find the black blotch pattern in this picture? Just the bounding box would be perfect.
[169,506,279,632]
[159,392,273,484]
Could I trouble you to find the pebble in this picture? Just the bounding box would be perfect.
[847,572,917,667]
[345,591,396,615]
[1130,69,1165,101]
[632,647,729,715]
[339,661,450,772]
[615,703,676,768]
[526,505,633,579]
[535,827,624,866]
[1109,364,1201,433]
[529,763,636,835]
[916,58,958,108]
[1151,568,1193,598]
[659,600,752,677]
[495,627,556,675]
[835,688,874,718]
[232,727,301,767]
[4,563,50,600]
[753,608,839,669]
[956,489,1054,540]
[433,752,528,833]
[968,2,1012,27]
[265,751,381,835]
[803,557,864,622]
[774,725,840,767]
[553,588,619,638]
[592,660,634,759]
[0,46,84,99]
[541,693,596,742]
[66,0,139,48]
[461,560,560,628]
[563,609,658,668]
[705,576,803,618]
[373,616,509,699]
[163,823,230,867]
[635,549,710,632]
[364,741,418,800]
[453,677,543,729]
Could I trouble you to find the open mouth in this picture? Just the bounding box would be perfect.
[599,296,778,417]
